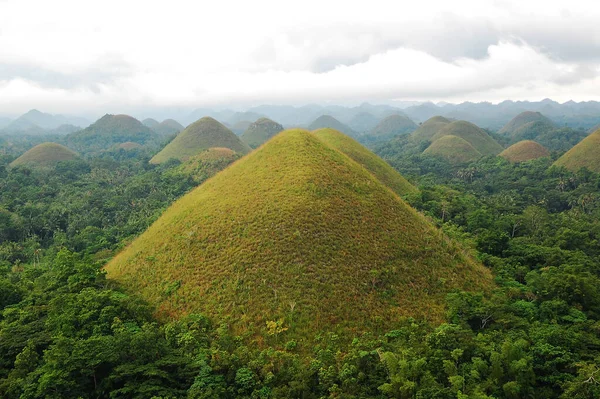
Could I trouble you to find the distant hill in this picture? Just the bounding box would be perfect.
[48,124,81,135]
[142,118,160,129]
[2,109,88,134]
[499,111,555,136]
[230,120,253,135]
[423,135,482,164]
[308,115,357,137]
[431,120,504,155]
[499,140,550,163]
[347,112,380,133]
[106,129,492,341]
[153,119,184,136]
[369,114,418,139]
[9,142,78,168]
[241,118,284,148]
[150,117,251,164]
[411,116,452,143]
[313,128,417,196]
[554,129,600,172]
[65,114,158,153]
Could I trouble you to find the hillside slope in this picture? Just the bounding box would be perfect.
[241,118,284,148]
[369,114,418,138]
[499,140,550,163]
[431,121,504,155]
[423,135,482,164]
[150,117,251,164]
[499,111,555,135]
[10,142,79,167]
[106,129,493,342]
[554,129,600,172]
[411,116,452,142]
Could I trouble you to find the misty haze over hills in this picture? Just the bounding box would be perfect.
[3,99,600,136]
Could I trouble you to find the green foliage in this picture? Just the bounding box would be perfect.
[240,118,284,149]
[554,129,600,172]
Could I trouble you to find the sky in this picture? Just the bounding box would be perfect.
[1,0,600,116]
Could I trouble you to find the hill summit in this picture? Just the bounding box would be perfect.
[499,140,550,163]
[423,135,482,164]
[106,129,492,341]
[499,111,555,136]
[66,114,157,152]
[150,117,251,164]
[411,116,452,143]
[308,115,357,137]
[369,114,418,138]
[241,118,284,148]
[554,128,600,172]
[431,120,504,155]
[10,143,78,168]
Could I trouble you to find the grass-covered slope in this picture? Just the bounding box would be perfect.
[106,129,493,341]
[410,116,451,142]
[117,141,143,150]
[308,115,357,137]
[499,140,550,163]
[313,128,417,196]
[153,119,184,136]
[10,142,78,168]
[66,114,158,152]
[150,117,251,164]
[142,118,160,129]
[174,147,240,183]
[369,114,418,138]
[423,135,482,164]
[499,111,555,135]
[432,121,504,155]
[241,118,284,148]
[554,129,600,172]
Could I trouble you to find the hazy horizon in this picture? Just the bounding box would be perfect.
[2,0,600,115]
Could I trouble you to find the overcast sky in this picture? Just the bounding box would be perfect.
[1,0,600,115]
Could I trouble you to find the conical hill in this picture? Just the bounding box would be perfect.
[431,120,503,155]
[423,135,482,164]
[369,114,418,138]
[313,128,417,196]
[499,111,555,136]
[499,140,550,163]
[106,129,493,341]
[241,118,284,148]
[411,116,451,142]
[10,142,79,168]
[554,129,600,172]
[150,117,251,164]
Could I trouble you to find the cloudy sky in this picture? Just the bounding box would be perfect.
[1,0,600,115]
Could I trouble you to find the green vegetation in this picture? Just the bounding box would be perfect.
[172,147,240,183]
[150,117,251,164]
[308,115,357,137]
[231,120,252,135]
[410,115,451,142]
[511,121,589,151]
[117,141,143,150]
[240,118,284,148]
[313,128,417,196]
[9,142,78,168]
[499,140,550,163]
[554,128,600,172]
[432,120,504,155]
[142,117,160,128]
[65,114,159,154]
[153,119,185,136]
[423,135,482,164]
[368,114,418,139]
[106,129,492,341]
[2,114,600,398]
[499,111,555,135]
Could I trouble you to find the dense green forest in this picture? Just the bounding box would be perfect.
[1,131,600,398]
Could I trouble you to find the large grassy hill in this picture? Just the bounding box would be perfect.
[499,140,550,163]
[313,128,417,196]
[241,118,284,148]
[499,111,555,136]
[65,114,158,153]
[150,117,251,164]
[431,120,504,155]
[423,135,482,164]
[554,129,600,172]
[369,114,418,138]
[106,129,493,343]
[173,147,240,183]
[410,116,451,142]
[9,142,79,168]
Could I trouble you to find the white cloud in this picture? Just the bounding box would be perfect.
[0,0,600,114]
